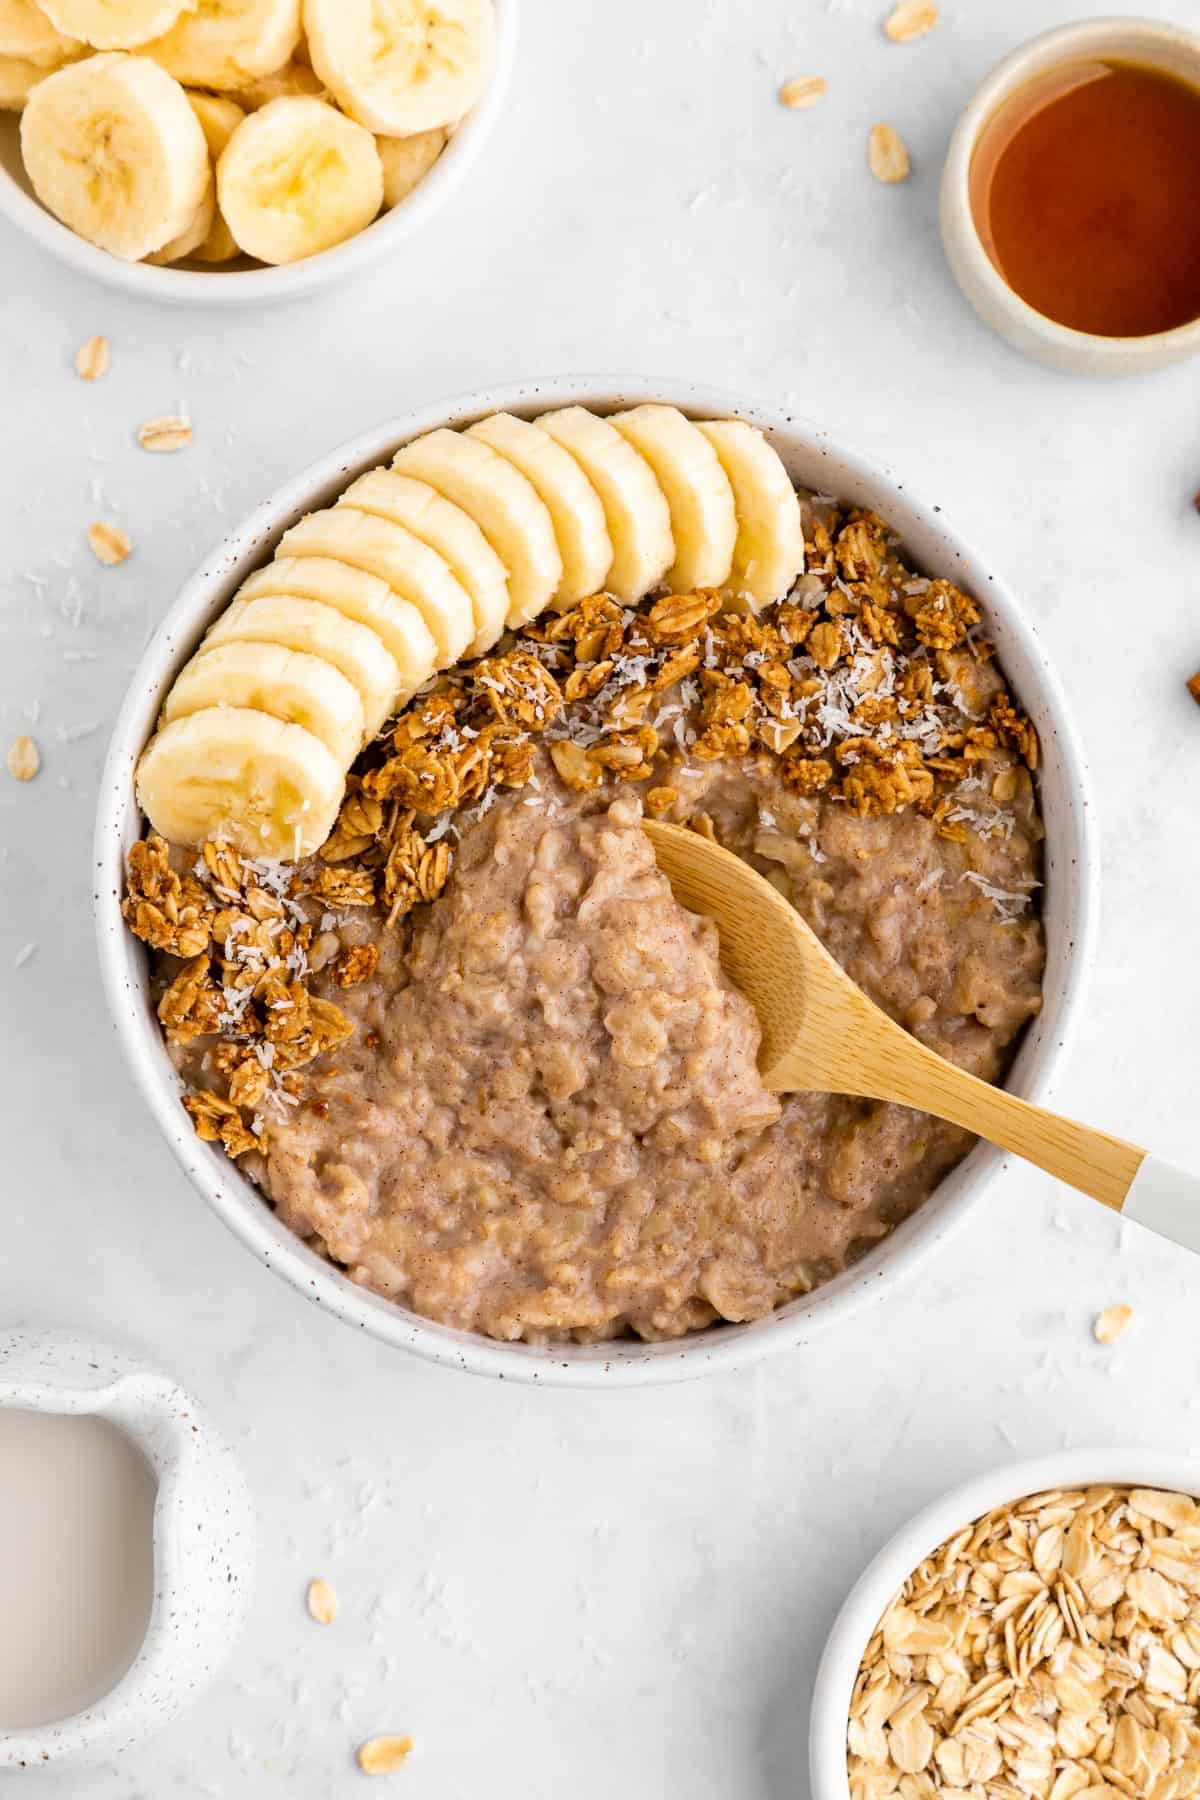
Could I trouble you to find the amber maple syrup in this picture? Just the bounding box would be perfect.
[969,60,1200,338]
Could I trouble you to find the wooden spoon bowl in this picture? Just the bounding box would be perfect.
[644,819,1199,1249]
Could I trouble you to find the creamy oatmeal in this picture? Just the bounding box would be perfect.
[124,498,1045,1344]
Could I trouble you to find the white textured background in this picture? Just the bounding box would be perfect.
[2,1,1199,1794]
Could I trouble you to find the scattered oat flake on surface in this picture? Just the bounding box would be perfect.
[884,0,939,41]
[869,123,911,182]
[1093,1302,1132,1345]
[7,735,40,781]
[1187,670,1200,705]
[307,1577,338,1625]
[87,521,132,566]
[357,1735,413,1774]
[780,74,827,108]
[74,335,109,381]
[138,414,192,453]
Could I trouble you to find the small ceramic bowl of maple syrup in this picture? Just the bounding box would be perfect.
[940,17,1200,375]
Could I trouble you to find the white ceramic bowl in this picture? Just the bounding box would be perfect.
[0,1328,254,1769]
[809,1448,1200,1800]
[93,375,1097,1387]
[0,0,515,307]
[940,17,1200,375]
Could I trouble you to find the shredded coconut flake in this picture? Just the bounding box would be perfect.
[960,870,1038,921]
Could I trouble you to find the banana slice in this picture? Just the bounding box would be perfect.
[339,468,508,657]
[695,420,805,608]
[0,0,80,62]
[377,126,445,208]
[609,405,736,593]
[205,593,399,738]
[189,86,243,145]
[37,0,183,52]
[142,0,300,89]
[276,506,473,667]
[146,169,214,262]
[216,95,382,264]
[0,48,78,108]
[392,429,561,631]
[466,412,612,608]
[234,56,321,109]
[192,209,238,260]
[0,51,39,106]
[186,89,242,260]
[304,0,493,136]
[240,556,437,699]
[21,52,209,260]
[163,640,366,767]
[136,706,344,858]
[535,407,673,604]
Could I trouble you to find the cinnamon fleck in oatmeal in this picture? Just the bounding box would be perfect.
[125,495,1045,1345]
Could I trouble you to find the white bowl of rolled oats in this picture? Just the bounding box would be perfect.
[93,377,1096,1385]
[811,1450,1200,1800]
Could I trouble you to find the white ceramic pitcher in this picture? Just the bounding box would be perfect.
[0,1328,254,1770]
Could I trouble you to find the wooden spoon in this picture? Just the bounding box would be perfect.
[644,820,1199,1252]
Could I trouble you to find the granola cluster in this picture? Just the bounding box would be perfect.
[123,837,363,1157]
[352,649,561,820]
[356,502,1037,841]
[124,497,1039,1159]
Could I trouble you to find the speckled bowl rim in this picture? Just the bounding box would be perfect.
[808,1448,1200,1800]
[0,0,515,308]
[93,375,1098,1387]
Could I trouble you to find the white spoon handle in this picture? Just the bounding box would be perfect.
[1122,1156,1200,1255]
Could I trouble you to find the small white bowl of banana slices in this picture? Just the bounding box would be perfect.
[0,0,513,303]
